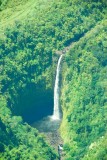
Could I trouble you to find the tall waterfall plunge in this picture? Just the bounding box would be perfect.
[52,54,63,120]
[32,55,63,132]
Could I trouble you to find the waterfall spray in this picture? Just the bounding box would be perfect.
[52,54,63,120]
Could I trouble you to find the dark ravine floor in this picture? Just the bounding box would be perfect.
[31,116,64,159]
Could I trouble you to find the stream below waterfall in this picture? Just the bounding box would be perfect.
[32,116,63,151]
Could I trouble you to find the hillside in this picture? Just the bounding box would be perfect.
[0,0,107,159]
[61,19,107,159]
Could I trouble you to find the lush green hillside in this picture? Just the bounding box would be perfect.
[61,19,107,159]
[0,98,57,159]
[0,0,107,159]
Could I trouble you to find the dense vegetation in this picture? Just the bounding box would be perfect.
[0,0,107,159]
[0,0,8,10]
[0,98,57,159]
[61,20,107,159]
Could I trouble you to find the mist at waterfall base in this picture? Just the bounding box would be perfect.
[32,55,63,132]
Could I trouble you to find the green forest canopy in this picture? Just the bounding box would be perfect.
[0,0,107,159]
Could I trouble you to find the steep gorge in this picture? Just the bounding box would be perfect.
[0,0,107,159]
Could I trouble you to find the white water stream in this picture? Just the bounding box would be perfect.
[52,54,63,120]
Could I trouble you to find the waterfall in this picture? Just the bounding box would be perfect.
[52,54,63,120]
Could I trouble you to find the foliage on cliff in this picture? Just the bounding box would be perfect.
[0,0,106,120]
[0,97,57,160]
[61,20,107,160]
[0,0,107,159]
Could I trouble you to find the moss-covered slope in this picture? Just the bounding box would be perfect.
[61,19,107,160]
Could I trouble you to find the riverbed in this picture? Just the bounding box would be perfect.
[32,116,63,151]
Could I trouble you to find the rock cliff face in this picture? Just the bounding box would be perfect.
[14,84,54,123]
